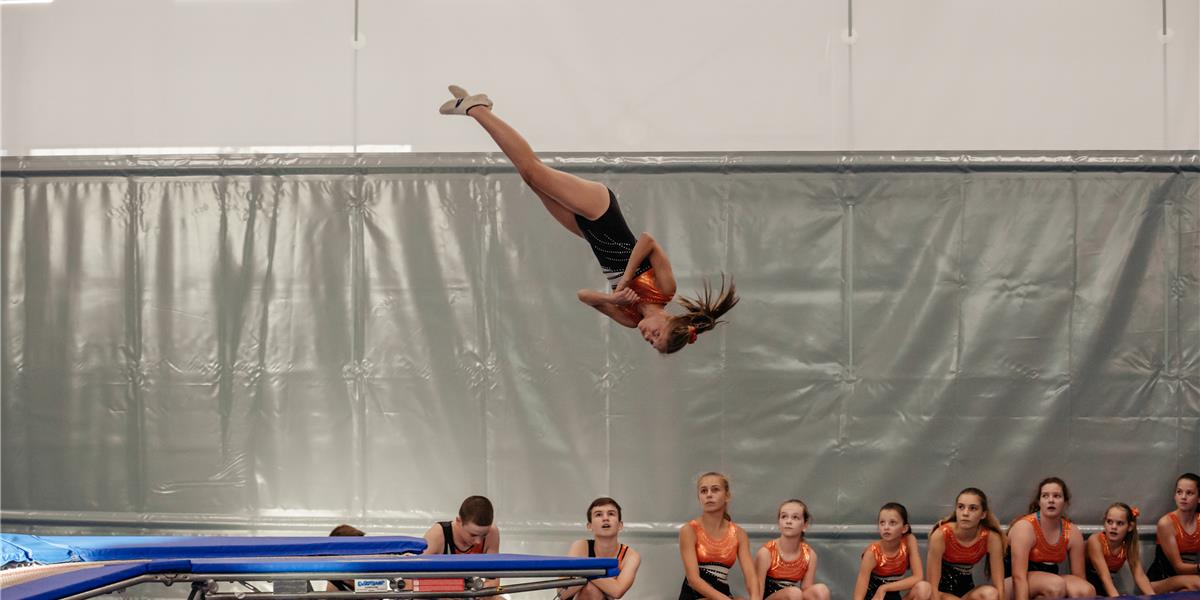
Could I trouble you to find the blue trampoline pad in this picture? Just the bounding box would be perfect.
[1,553,618,600]
[2,535,74,566]
[0,534,426,564]
[2,559,191,600]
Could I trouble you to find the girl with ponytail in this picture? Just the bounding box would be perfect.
[439,85,738,354]
[1084,503,1153,596]
[678,472,761,600]
[925,488,1005,600]
[654,277,739,354]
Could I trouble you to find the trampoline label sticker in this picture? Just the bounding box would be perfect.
[354,579,390,592]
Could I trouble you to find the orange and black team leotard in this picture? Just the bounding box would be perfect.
[587,539,630,571]
[1147,512,1200,581]
[438,521,485,554]
[864,541,909,600]
[937,524,990,597]
[615,269,673,322]
[1084,535,1127,592]
[574,189,651,287]
[763,539,812,596]
[574,188,673,321]
[1005,513,1072,576]
[679,519,738,600]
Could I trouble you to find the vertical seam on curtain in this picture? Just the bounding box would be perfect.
[846,189,856,378]
[479,175,495,501]
[1067,170,1078,442]
[1165,174,1179,472]
[718,178,728,474]
[352,170,367,518]
[837,170,855,521]
[126,177,147,513]
[216,176,232,476]
[954,175,967,418]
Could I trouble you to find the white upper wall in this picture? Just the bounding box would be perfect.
[2,0,1197,154]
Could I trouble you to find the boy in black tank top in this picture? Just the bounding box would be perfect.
[558,497,642,600]
[422,496,501,588]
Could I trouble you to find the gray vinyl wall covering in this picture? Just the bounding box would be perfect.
[2,152,1198,599]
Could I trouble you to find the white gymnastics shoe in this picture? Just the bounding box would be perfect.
[439,85,492,115]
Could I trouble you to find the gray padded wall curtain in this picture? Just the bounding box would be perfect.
[2,153,1197,599]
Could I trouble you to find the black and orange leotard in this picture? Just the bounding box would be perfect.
[864,541,909,600]
[574,189,652,288]
[1085,535,1128,592]
[1148,512,1200,581]
[574,189,673,320]
[937,524,990,597]
[679,519,738,600]
[1005,513,1071,576]
[617,269,674,322]
[764,539,812,595]
[1027,514,1071,566]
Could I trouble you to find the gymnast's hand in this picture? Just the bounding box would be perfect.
[610,287,641,306]
[614,274,633,293]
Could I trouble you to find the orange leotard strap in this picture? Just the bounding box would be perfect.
[618,268,674,322]
[869,541,909,577]
[1170,512,1200,554]
[766,539,811,583]
[1099,535,1127,572]
[1024,514,1071,564]
[941,523,989,566]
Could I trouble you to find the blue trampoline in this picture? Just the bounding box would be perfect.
[0,534,618,600]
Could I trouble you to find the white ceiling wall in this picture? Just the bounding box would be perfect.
[2,0,1196,154]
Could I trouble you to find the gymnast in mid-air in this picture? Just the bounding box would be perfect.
[440,85,737,354]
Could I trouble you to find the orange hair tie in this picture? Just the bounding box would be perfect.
[687,325,698,344]
[1130,506,1140,519]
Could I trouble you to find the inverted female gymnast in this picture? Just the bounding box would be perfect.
[440,86,738,353]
